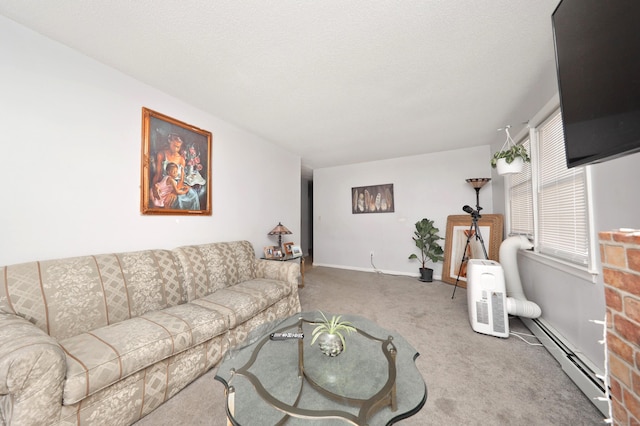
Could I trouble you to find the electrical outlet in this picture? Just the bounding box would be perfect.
[370,250,374,257]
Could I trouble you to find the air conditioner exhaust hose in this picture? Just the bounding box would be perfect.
[500,235,542,319]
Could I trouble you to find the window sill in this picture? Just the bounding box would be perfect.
[518,250,598,283]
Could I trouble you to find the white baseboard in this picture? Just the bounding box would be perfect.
[521,317,609,417]
[310,263,442,281]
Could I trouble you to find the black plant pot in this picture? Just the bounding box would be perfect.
[419,267,433,282]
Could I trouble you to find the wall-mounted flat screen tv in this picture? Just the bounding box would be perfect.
[552,0,640,168]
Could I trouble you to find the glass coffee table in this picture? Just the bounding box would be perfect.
[215,312,427,425]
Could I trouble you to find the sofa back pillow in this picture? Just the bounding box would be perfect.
[173,240,257,301]
[0,249,185,340]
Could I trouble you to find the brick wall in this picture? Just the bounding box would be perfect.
[600,230,640,424]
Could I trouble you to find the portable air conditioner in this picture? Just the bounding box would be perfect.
[466,259,509,338]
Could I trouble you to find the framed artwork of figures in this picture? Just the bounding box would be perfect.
[140,108,212,215]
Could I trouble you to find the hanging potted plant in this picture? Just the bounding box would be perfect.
[490,125,530,175]
[408,218,445,282]
[310,311,357,357]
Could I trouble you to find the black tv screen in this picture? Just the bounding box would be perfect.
[552,0,640,168]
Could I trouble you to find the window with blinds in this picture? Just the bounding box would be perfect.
[507,109,589,266]
[537,111,589,265]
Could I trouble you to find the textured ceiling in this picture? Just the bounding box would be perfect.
[0,1,561,176]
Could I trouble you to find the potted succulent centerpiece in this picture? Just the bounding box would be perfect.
[408,218,445,282]
[491,125,531,175]
[310,312,357,357]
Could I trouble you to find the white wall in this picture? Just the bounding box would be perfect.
[0,16,300,265]
[590,152,640,231]
[313,145,493,277]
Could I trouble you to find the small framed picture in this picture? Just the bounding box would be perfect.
[283,242,294,255]
[263,246,277,259]
[291,245,303,258]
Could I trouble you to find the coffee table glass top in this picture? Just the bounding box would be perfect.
[215,312,427,425]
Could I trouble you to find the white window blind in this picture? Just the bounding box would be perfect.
[508,138,533,237]
[537,111,589,265]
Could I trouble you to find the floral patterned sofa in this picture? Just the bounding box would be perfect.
[0,240,301,425]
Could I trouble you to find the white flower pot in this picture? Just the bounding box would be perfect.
[496,157,524,175]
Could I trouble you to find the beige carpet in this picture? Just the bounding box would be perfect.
[134,266,605,425]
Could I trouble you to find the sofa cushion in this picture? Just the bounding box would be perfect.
[173,241,257,301]
[0,250,185,341]
[191,278,290,328]
[60,303,227,405]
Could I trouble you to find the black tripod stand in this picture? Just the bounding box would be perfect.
[451,208,488,299]
[451,178,491,299]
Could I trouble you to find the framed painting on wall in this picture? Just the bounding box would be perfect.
[352,184,394,214]
[140,107,212,215]
[441,214,504,287]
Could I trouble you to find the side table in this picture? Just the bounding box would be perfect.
[262,255,305,288]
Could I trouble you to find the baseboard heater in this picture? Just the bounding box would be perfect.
[521,317,609,417]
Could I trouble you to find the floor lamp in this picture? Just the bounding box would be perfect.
[466,178,491,214]
[451,178,491,299]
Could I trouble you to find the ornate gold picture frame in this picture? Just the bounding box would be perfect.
[441,214,504,287]
[140,108,212,215]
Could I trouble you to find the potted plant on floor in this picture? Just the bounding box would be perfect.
[408,218,445,282]
[310,311,357,357]
[490,125,531,175]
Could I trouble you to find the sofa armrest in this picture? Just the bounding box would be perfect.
[256,259,300,288]
[0,312,66,426]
